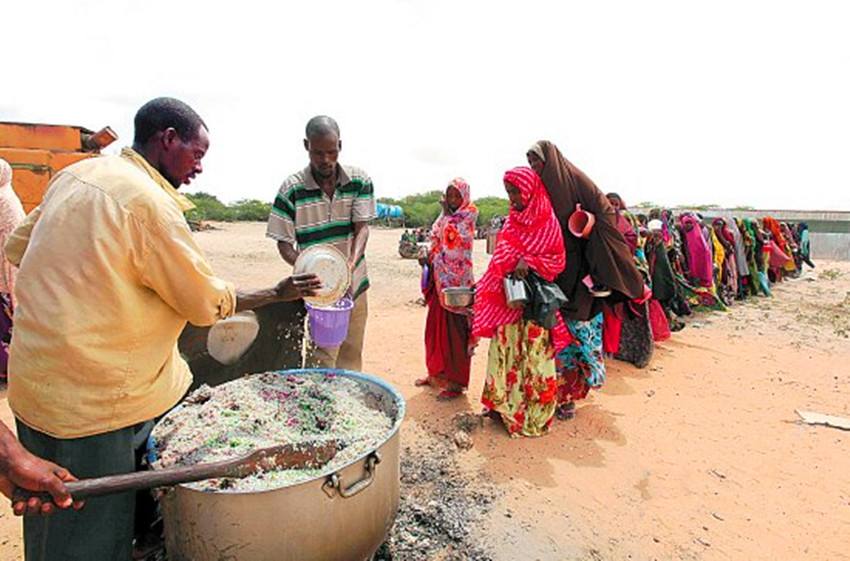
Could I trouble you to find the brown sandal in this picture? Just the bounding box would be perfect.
[414,377,432,387]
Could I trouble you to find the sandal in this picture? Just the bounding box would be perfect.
[481,408,501,420]
[556,402,576,421]
[414,377,432,387]
[437,389,462,400]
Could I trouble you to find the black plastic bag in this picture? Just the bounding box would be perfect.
[522,271,569,329]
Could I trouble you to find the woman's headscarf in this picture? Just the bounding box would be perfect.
[429,178,478,311]
[744,218,763,246]
[606,192,626,210]
[607,192,638,253]
[529,141,615,224]
[472,167,571,349]
[724,218,750,278]
[780,222,797,249]
[0,159,11,190]
[763,216,796,271]
[527,140,644,320]
[763,217,788,253]
[660,209,674,246]
[680,214,714,287]
[798,222,811,257]
[711,218,735,249]
[0,158,26,300]
[527,142,546,163]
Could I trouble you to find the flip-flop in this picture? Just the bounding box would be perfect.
[556,402,576,421]
[437,390,462,400]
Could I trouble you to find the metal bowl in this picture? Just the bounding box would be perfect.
[442,287,474,308]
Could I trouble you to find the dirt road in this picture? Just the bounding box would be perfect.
[2,223,848,561]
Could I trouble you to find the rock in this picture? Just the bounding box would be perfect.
[453,411,483,433]
[453,430,473,450]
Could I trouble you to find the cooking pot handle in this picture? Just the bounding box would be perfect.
[322,452,381,499]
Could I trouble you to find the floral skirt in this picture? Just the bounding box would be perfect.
[556,313,605,405]
[677,275,727,312]
[482,320,557,438]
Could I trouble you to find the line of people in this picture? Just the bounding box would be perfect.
[416,141,815,438]
[0,97,819,559]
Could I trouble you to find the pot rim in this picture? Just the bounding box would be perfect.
[148,368,406,496]
[441,287,474,294]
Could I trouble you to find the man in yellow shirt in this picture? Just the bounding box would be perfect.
[4,97,319,561]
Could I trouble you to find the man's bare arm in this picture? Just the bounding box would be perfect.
[277,240,299,267]
[350,222,370,269]
[235,273,321,312]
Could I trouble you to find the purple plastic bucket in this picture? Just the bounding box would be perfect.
[306,297,354,348]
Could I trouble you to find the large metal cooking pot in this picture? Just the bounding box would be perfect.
[154,369,405,561]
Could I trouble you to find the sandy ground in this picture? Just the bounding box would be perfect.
[2,223,850,560]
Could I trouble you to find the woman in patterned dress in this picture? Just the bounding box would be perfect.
[473,167,571,437]
[417,178,478,399]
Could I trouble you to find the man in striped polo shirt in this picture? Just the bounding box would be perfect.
[267,116,375,371]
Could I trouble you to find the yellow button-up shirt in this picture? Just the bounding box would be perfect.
[6,148,236,438]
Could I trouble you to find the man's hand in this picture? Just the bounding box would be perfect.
[1,447,82,516]
[275,273,322,301]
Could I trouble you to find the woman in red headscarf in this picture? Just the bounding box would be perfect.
[474,167,571,437]
[417,178,478,399]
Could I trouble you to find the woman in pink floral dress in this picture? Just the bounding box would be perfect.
[417,178,478,399]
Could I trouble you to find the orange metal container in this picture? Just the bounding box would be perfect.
[0,122,117,213]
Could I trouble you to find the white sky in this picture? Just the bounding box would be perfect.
[5,0,850,210]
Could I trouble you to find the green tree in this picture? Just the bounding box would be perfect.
[185,193,272,222]
[185,192,233,221]
[379,191,509,228]
[474,197,510,227]
[230,199,272,221]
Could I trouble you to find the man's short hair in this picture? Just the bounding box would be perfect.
[133,97,207,145]
[305,115,340,139]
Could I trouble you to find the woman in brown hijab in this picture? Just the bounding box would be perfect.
[527,141,644,322]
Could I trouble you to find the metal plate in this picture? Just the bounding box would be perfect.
[294,245,351,306]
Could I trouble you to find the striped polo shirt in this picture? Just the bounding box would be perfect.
[266,164,376,299]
